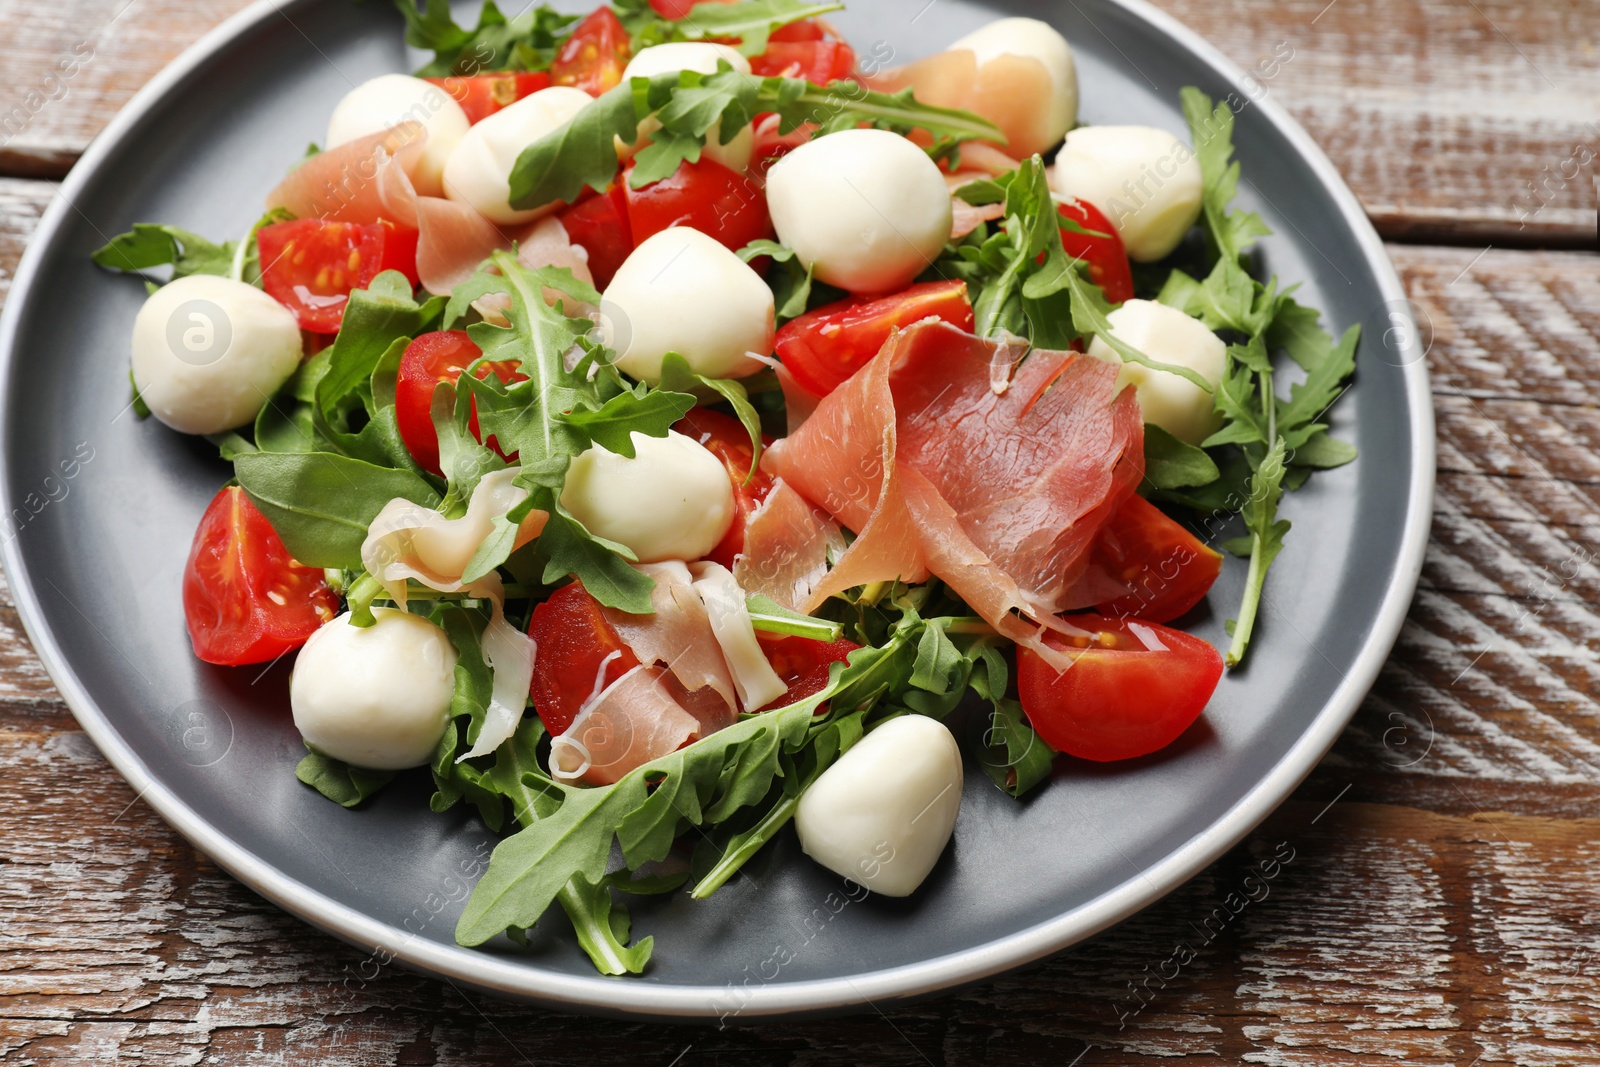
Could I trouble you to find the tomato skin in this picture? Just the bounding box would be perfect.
[425,72,552,125]
[183,487,338,666]
[528,582,641,736]
[394,331,525,477]
[775,280,975,397]
[751,21,857,83]
[754,634,859,711]
[257,219,420,333]
[622,159,773,256]
[1016,615,1223,762]
[556,183,633,289]
[1092,494,1222,623]
[1056,199,1134,305]
[673,406,773,570]
[552,8,630,97]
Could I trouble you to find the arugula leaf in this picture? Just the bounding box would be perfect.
[1180,88,1272,264]
[394,0,577,77]
[1225,438,1290,666]
[662,0,843,55]
[746,594,843,641]
[558,385,696,457]
[91,223,236,280]
[655,353,764,478]
[296,750,395,808]
[966,646,1053,798]
[1143,423,1221,491]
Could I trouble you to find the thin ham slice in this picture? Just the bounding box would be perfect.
[733,479,848,614]
[865,51,1060,159]
[550,665,699,786]
[763,320,1144,667]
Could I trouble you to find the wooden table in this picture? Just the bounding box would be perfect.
[2,1,1597,1062]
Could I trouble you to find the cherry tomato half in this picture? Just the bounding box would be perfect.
[556,183,633,290]
[1016,615,1223,762]
[183,486,338,666]
[774,280,975,397]
[1091,494,1222,623]
[750,20,857,83]
[552,8,630,97]
[394,331,525,477]
[1057,199,1134,305]
[256,219,420,334]
[754,633,860,711]
[528,581,642,736]
[622,158,773,256]
[673,406,774,570]
[425,72,552,125]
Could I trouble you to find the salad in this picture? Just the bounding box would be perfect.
[94,0,1359,976]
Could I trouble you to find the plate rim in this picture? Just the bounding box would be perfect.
[0,0,1435,1019]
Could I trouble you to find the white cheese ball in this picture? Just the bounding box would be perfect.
[327,74,470,198]
[766,129,953,294]
[1087,299,1227,445]
[1049,125,1204,262]
[291,609,459,771]
[442,86,593,225]
[560,430,734,564]
[621,43,755,173]
[600,227,773,383]
[950,17,1078,149]
[795,716,963,897]
[130,274,302,435]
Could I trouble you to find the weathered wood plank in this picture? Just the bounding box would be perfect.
[1,0,1596,241]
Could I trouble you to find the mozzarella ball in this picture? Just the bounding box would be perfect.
[1049,125,1203,262]
[600,227,773,383]
[795,716,963,897]
[327,74,470,198]
[130,274,302,435]
[1087,299,1226,445]
[442,86,593,225]
[291,609,459,770]
[767,129,952,294]
[560,430,735,564]
[949,18,1077,149]
[621,43,755,173]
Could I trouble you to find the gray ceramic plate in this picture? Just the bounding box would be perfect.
[0,0,1432,1020]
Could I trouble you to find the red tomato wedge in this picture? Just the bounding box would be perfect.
[183,486,338,666]
[528,582,642,736]
[425,72,552,125]
[1017,615,1223,762]
[257,219,420,334]
[1056,199,1134,305]
[394,331,525,477]
[552,8,630,97]
[774,280,975,397]
[1091,494,1222,623]
[673,406,774,570]
[622,159,773,256]
[556,183,633,289]
[753,634,859,711]
[751,20,857,83]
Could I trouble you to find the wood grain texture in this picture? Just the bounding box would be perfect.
[2,158,1600,1061]
[1,0,1597,242]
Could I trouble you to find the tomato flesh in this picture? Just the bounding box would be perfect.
[754,634,859,711]
[775,280,975,397]
[622,159,773,257]
[395,331,525,477]
[1056,199,1134,305]
[1091,494,1222,623]
[528,582,641,736]
[751,21,857,83]
[257,219,420,334]
[183,486,337,666]
[556,183,634,289]
[552,8,630,97]
[425,72,552,125]
[673,406,773,570]
[1016,615,1223,762]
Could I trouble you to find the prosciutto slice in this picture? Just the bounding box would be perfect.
[550,665,699,786]
[865,50,1060,159]
[733,479,849,614]
[763,320,1144,666]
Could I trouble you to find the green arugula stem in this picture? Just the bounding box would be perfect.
[555,880,630,976]
[690,793,801,900]
[1227,530,1271,668]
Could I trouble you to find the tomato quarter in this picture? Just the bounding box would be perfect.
[556,183,633,289]
[183,486,338,666]
[425,72,552,125]
[552,8,630,97]
[753,633,859,711]
[1091,494,1222,623]
[528,581,641,736]
[623,159,773,256]
[395,331,525,477]
[257,219,420,334]
[775,280,975,397]
[673,406,773,570]
[1056,199,1134,305]
[1017,615,1223,762]
[750,20,857,83]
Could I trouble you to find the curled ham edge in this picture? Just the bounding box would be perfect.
[264,123,592,297]
[360,470,547,762]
